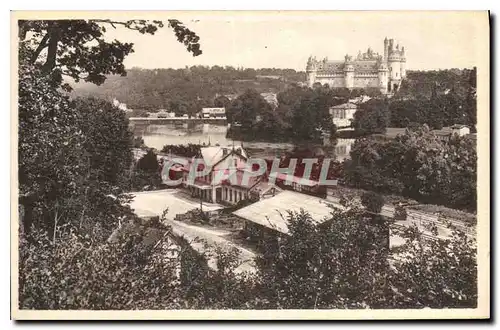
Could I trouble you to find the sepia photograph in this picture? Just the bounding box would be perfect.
[10,10,490,320]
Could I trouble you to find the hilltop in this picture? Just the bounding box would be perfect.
[69,66,306,114]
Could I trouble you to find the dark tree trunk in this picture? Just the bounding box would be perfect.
[41,23,60,74]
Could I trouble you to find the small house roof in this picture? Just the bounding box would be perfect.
[233,191,337,235]
[198,146,247,167]
[330,103,358,110]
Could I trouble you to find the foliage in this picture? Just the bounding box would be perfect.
[214,95,231,108]
[132,149,162,190]
[361,191,385,214]
[254,209,393,309]
[72,97,133,189]
[19,19,201,88]
[133,136,146,148]
[227,89,272,128]
[391,68,477,130]
[19,217,185,309]
[290,87,336,143]
[352,98,390,135]
[18,64,134,238]
[228,85,341,143]
[18,63,86,233]
[161,144,201,158]
[71,66,305,113]
[344,125,477,211]
[390,225,477,308]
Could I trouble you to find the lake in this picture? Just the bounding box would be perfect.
[135,124,354,162]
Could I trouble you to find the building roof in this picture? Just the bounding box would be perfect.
[129,189,223,219]
[352,60,379,72]
[268,172,321,187]
[432,125,470,137]
[233,191,338,235]
[202,107,225,114]
[330,102,358,110]
[319,61,344,72]
[224,169,265,189]
[198,146,247,167]
[317,59,379,73]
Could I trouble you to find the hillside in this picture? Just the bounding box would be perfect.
[70,66,306,114]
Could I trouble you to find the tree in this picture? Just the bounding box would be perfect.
[132,149,161,190]
[344,125,477,212]
[361,191,385,214]
[213,95,231,109]
[227,89,271,129]
[390,225,477,308]
[133,136,146,148]
[464,67,477,131]
[390,69,476,130]
[254,208,394,309]
[18,63,87,234]
[18,63,138,241]
[72,97,133,189]
[352,99,390,135]
[19,19,202,88]
[290,88,334,143]
[19,216,185,309]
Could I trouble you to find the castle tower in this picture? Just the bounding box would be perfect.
[383,37,389,62]
[306,56,317,87]
[400,46,407,79]
[378,62,389,94]
[343,55,355,89]
[387,40,402,92]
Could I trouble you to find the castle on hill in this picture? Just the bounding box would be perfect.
[306,37,406,94]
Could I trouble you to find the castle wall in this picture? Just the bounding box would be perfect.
[314,75,345,88]
[353,75,380,88]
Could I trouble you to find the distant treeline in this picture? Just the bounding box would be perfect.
[70,66,306,115]
[398,68,476,99]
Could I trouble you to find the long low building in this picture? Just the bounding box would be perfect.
[233,190,341,236]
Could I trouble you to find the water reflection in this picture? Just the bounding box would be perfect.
[335,139,356,162]
[136,125,355,162]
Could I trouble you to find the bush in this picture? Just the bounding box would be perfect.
[361,191,385,214]
[133,136,145,148]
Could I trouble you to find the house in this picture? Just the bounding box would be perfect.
[329,102,358,128]
[260,92,278,109]
[233,191,338,246]
[268,164,338,198]
[269,172,329,198]
[182,145,269,205]
[220,169,281,205]
[432,125,471,142]
[450,124,471,136]
[201,107,226,118]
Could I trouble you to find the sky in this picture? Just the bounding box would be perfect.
[102,11,486,71]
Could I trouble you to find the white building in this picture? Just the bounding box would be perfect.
[201,107,226,118]
[432,125,471,142]
[329,102,358,128]
[181,145,279,205]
